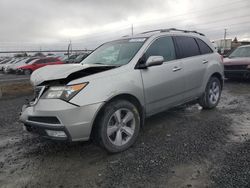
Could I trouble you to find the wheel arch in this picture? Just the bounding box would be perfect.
[210,72,224,89]
[90,93,145,139]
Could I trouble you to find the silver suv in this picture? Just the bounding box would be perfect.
[20,28,224,153]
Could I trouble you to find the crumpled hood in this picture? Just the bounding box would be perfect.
[223,57,250,66]
[30,63,113,86]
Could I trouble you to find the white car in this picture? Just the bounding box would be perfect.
[0,59,12,71]
[3,58,24,73]
[1,58,16,72]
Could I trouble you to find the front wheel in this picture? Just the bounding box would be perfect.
[199,76,222,109]
[95,100,140,153]
[24,69,32,75]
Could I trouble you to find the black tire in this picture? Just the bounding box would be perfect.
[24,69,32,75]
[95,100,140,153]
[199,76,222,109]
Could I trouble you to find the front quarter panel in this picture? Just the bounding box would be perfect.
[69,67,145,107]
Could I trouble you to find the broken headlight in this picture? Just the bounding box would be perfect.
[42,83,88,101]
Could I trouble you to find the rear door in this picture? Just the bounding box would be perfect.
[173,36,211,99]
[140,36,185,115]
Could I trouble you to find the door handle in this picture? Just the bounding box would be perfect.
[172,66,182,72]
[202,60,208,64]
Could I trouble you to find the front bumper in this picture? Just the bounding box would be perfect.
[224,69,250,79]
[20,98,103,141]
[4,68,16,74]
[23,121,71,141]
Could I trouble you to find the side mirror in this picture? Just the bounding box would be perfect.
[145,56,164,67]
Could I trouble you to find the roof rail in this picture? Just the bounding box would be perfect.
[140,28,205,36]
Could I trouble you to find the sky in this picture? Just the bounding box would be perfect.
[0,0,250,51]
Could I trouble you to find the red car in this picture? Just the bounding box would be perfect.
[17,57,64,75]
[223,45,250,79]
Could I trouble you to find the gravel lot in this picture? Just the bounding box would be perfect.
[0,80,250,188]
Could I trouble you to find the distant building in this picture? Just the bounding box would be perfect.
[213,37,250,54]
[213,39,232,54]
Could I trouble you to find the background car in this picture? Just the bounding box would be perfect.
[0,58,12,71]
[223,45,250,79]
[9,57,38,73]
[71,53,89,63]
[17,57,64,75]
[3,58,26,73]
[63,54,79,63]
[16,58,39,74]
[2,58,20,73]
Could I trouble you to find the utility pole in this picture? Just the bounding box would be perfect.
[131,24,134,36]
[223,28,227,53]
[67,40,72,58]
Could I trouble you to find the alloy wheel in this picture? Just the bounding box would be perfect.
[208,81,220,104]
[107,108,136,147]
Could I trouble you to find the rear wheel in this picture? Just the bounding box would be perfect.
[24,69,32,75]
[95,100,140,153]
[199,76,222,109]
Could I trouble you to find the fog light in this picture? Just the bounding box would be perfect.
[46,130,67,138]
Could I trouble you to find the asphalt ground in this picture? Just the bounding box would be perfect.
[0,73,29,83]
[0,80,250,188]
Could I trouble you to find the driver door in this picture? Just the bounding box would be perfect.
[140,36,186,116]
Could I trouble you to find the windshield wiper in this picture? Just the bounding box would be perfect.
[93,63,121,67]
[93,63,106,65]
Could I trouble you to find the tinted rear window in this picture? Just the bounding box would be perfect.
[174,36,200,58]
[196,38,213,54]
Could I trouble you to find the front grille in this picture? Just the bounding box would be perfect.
[224,65,248,70]
[28,116,61,124]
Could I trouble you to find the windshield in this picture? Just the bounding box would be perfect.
[229,46,250,58]
[75,54,86,61]
[81,38,146,66]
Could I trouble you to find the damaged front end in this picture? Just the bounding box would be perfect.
[20,63,116,141]
[26,64,117,105]
[31,63,117,86]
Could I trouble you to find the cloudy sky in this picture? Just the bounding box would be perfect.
[0,0,250,51]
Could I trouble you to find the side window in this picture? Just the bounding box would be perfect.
[39,59,45,64]
[47,58,53,62]
[46,58,53,63]
[145,36,176,62]
[196,38,213,54]
[50,58,58,62]
[35,60,42,64]
[174,36,200,58]
[39,59,46,64]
